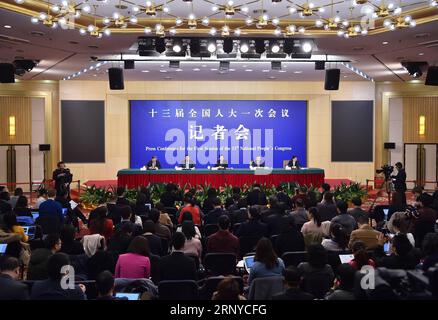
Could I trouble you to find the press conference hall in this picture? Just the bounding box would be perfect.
[1,0,438,310]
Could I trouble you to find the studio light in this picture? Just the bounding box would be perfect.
[240,42,249,53]
[207,42,217,53]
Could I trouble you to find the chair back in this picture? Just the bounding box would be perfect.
[248,276,284,300]
[239,236,260,258]
[158,280,199,300]
[204,253,236,276]
[282,251,308,267]
[303,232,323,248]
[301,272,333,299]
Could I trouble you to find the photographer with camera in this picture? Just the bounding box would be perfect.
[391,162,407,205]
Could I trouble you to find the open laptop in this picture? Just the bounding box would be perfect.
[243,255,255,273]
[115,293,140,300]
[383,208,389,221]
[339,254,355,264]
[22,226,36,240]
[0,243,8,254]
[31,211,39,221]
[62,208,68,216]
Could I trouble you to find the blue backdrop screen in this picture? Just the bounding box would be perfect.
[130,100,307,168]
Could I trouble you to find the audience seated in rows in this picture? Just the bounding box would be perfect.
[349,214,383,250]
[248,238,285,285]
[207,215,239,256]
[115,236,151,279]
[0,256,29,300]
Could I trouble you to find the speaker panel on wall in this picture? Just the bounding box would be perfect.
[425,66,438,86]
[39,144,51,151]
[108,67,124,90]
[324,69,340,90]
[384,142,396,149]
[0,63,15,83]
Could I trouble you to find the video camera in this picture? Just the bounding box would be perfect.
[376,164,394,181]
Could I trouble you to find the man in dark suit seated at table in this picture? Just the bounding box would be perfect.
[179,154,195,170]
[214,154,228,169]
[250,156,265,169]
[159,232,197,281]
[146,156,161,170]
[0,256,29,300]
[286,155,301,169]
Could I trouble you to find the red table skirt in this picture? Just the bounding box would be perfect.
[118,172,324,189]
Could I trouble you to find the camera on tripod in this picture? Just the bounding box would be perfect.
[376,164,394,181]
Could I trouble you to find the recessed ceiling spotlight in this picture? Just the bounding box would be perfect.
[193,68,200,71]
[4,25,12,29]
[245,69,253,72]
[159,70,167,73]
[234,28,241,36]
[209,27,217,35]
[382,41,389,45]
[268,76,276,79]
[294,71,303,74]
[419,52,424,56]
[15,0,25,3]
[211,5,218,11]
[141,70,149,73]
[262,69,270,72]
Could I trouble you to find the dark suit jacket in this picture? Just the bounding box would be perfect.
[317,202,338,222]
[272,288,314,300]
[275,229,306,256]
[247,189,261,206]
[265,213,288,236]
[214,160,228,168]
[276,192,292,209]
[235,220,268,239]
[147,160,161,169]
[392,169,407,192]
[179,161,195,169]
[144,233,164,256]
[250,161,265,167]
[204,208,226,225]
[52,168,72,193]
[0,200,12,214]
[287,160,300,169]
[0,274,29,300]
[31,279,86,300]
[159,251,197,281]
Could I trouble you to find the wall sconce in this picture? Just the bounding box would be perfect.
[419,115,426,135]
[8,116,16,136]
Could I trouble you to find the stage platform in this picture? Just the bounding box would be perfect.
[117,168,325,189]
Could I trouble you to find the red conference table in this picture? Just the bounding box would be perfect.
[117,168,325,188]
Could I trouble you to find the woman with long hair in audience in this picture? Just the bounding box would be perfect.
[176,211,202,239]
[321,223,349,252]
[181,220,202,260]
[348,241,375,270]
[387,212,415,247]
[89,206,114,241]
[115,236,151,279]
[2,212,28,242]
[212,276,246,300]
[248,237,285,285]
[13,195,32,217]
[301,207,325,235]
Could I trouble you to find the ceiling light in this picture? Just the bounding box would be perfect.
[79,28,86,35]
[82,4,91,12]
[103,17,110,24]
[234,28,241,36]
[309,2,315,8]
[361,29,368,35]
[289,7,297,13]
[141,70,149,73]
[15,0,25,3]
[337,30,344,36]
[211,5,218,11]
[173,44,181,53]
[132,6,140,12]
[394,6,402,14]
[209,27,217,35]
[31,17,39,24]
[130,16,138,24]
[271,43,280,53]
[245,17,253,25]
[207,42,216,53]
[245,69,253,72]
[104,29,111,36]
[144,27,151,33]
[298,26,305,33]
[113,12,120,19]
[58,17,67,25]
[146,1,152,6]
[315,20,323,27]
[334,16,341,23]
[272,17,280,25]
[262,14,269,21]
[193,68,200,71]
[318,7,325,12]
[274,28,282,36]
[188,13,196,20]
[202,17,209,25]
[169,28,176,35]
[387,3,394,9]
[51,5,60,12]
[342,20,349,26]
[39,12,47,20]
[431,0,438,6]
[302,42,312,53]
[241,6,249,12]
[163,6,170,13]
[240,43,249,53]
[382,41,389,45]
[4,25,12,29]
[175,17,183,26]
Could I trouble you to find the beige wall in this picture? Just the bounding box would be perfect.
[59,80,376,184]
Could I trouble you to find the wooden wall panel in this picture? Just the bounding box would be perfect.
[403,97,438,143]
[0,96,31,144]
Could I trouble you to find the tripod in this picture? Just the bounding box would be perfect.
[368,175,393,214]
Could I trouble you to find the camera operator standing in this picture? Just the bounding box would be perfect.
[391,162,407,205]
